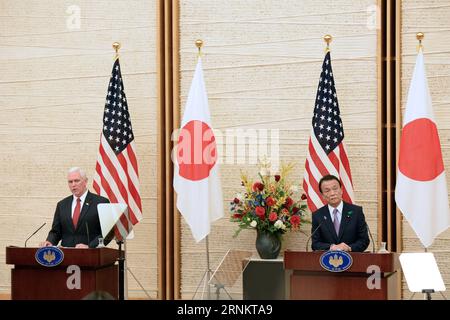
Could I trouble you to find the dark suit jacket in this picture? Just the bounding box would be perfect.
[46,191,109,248]
[311,202,370,252]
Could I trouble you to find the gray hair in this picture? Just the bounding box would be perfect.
[68,167,87,180]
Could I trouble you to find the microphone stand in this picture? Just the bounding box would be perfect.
[25,223,46,247]
[306,221,324,252]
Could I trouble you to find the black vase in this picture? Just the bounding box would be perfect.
[255,230,281,259]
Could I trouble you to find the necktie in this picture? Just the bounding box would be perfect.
[333,208,340,235]
[73,198,81,228]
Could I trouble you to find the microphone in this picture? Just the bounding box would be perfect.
[306,216,326,252]
[85,222,90,248]
[366,222,375,253]
[25,223,46,247]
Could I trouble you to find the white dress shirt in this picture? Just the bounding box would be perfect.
[328,201,344,225]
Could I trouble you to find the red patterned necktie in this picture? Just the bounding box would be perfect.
[73,198,81,228]
[333,208,340,235]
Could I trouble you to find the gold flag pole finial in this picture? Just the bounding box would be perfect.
[113,42,121,59]
[324,35,332,53]
[416,32,424,52]
[195,39,203,58]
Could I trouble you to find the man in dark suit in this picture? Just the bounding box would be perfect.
[311,175,369,252]
[40,167,109,248]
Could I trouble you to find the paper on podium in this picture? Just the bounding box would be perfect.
[399,252,446,293]
[98,203,134,242]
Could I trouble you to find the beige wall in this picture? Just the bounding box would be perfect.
[0,0,157,298]
[179,0,379,298]
[2,0,449,301]
[401,0,450,299]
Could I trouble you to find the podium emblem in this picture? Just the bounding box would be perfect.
[35,247,64,267]
[319,251,353,272]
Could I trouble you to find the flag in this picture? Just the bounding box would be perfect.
[173,58,224,242]
[395,49,450,248]
[303,51,354,212]
[93,58,142,240]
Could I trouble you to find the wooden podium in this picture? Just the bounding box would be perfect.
[6,246,119,300]
[284,251,400,300]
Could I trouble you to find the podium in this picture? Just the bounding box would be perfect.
[6,246,119,300]
[284,251,399,300]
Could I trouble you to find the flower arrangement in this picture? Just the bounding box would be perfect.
[230,162,309,239]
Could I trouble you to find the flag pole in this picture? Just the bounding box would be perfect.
[198,39,213,300]
[196,39,203,58]
[113,42,121,60]
[416,32,424,53]
[112,41,126,300]
[205,235,212,299]
[194,39,213,299]
[416,32,428,257]
[324,34,332,53]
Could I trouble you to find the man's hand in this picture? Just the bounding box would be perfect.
[330,243,351,251]
[75,243,89,248]
[39,241,53,247]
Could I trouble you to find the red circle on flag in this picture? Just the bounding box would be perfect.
[398,118,444,181]
[177,120,217,181]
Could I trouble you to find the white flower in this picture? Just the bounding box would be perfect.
[274,220,285,229]
[250,220,257,228]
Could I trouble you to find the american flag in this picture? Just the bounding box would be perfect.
[93,58,142,240]
[303,51,354,212]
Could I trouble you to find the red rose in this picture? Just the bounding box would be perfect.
[233,213,243,219]
[266,196,276,207]
[290,215,301,226]
[274,175,281,182]
[301,193,307,200]
[269,212,278,222]
[233,198,240,204]
[285,197,294,208]
[281,208,289,216]
[255,206,265,220]
[292,207,300,214]
[252,182,264,192]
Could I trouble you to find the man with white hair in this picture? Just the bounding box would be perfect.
[40,167,109,248]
